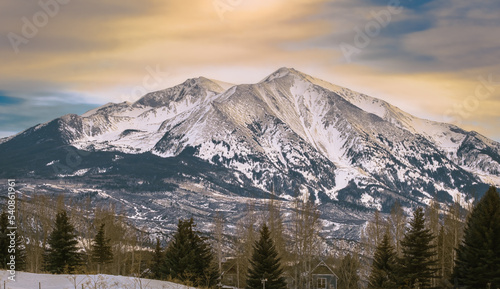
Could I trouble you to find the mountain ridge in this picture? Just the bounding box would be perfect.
[0,67,498,238]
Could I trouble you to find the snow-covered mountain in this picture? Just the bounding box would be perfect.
[1,67,498,238]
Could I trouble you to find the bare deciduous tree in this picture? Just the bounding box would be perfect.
[289,187,322,289]
[388,201,406,256]
[234,200,257,288]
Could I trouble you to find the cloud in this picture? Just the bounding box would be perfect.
[363,0,436,10]
[0,90,99,136]
[0,0,328,92]
[0,0,499,141]
[0,93,24,105]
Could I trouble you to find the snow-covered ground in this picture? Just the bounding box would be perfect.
[0,270,194,289]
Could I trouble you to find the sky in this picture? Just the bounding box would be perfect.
[0,0,499,141]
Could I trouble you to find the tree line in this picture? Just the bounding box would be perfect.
[1,186,499,289]
[1,194,152,275]
[366,186,500,289]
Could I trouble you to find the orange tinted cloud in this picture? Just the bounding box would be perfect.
[0,0,499,140]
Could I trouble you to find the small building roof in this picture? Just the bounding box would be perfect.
[311,261,338,278]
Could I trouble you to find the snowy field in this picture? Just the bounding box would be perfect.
[0,270,194,289]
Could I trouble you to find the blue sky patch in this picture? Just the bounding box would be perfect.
[365,0,436,10]
[0,93,24,106]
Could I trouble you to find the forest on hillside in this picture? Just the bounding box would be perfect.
[1,186,499,289]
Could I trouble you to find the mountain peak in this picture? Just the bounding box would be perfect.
[2,68,500,241]
[182,76,212,86]
[181,76,234,90]
[260,67,304,83]
[275,67,297,74]
[134,76,228,108]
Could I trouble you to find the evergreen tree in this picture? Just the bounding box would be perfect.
[151,237,163,279]
[368,230,397,289]
[452,186,500,288]
[246,223,287,289]
[0,212,27,271]
[163,218,218,287]
[91,223,113,273]
[397,207,438,289]
[43,210,81,274]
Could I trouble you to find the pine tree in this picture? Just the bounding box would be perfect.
[452,186,500,288]
[246,223,287,289]
[43,210,81,274]
[91,223,113,273]
[151,237,163,279]
[397,207,438,289]
[368,230,397,289]
[163,218,218,287]
[0,212,27,271]
[425,198,441,288]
